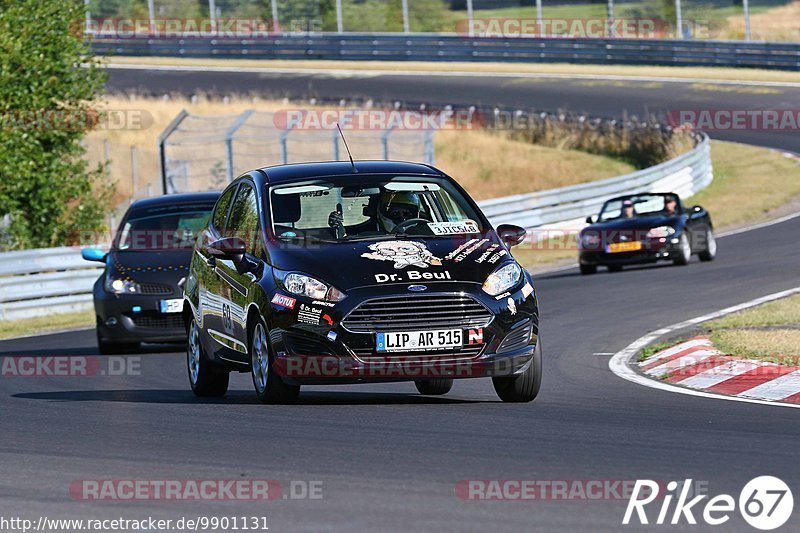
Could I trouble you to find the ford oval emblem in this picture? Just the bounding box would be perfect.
[408,285,428,292]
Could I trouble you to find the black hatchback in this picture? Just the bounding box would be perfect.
[183,161,541,403]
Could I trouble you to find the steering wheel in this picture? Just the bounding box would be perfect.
[392,218,429,234]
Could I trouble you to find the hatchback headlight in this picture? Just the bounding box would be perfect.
[647,226,676,239]
[482,262,523,296]
[284,273,345,302]
[104,275,139,294]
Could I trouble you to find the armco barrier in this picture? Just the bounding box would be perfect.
[91,33,800,71]
[0,134,712,321]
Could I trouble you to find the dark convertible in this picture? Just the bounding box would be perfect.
[183,161,541,404]
[578,192,716,274]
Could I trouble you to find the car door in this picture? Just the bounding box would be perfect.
[216,182,263,355]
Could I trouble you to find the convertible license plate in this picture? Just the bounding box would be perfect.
[608,241,642,253]
[376,329,463,352]
[159,298,184,314]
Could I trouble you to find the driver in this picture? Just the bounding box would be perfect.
[664,196,678,216]
[621,199,636,219]
[377,191,424,232]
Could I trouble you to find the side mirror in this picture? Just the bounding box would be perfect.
[81,248,107,263]
[208,237,247,259]
[585,216,594,224]
[496,224,527,247]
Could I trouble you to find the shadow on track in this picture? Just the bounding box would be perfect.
[13,389,485,405]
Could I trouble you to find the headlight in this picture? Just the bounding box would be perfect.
[581,232,601,249]
[284,273,345,302]
[647,226,676,239]
[104,275,139,294]
[482,262,523,296]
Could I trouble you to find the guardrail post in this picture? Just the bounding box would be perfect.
[332,129,340,161]
[382,125,395,160]
[280,125,293,164]
[130,145,138,204]
[158,109,189,194]
[224,109,254,183]
[424,130,435,165]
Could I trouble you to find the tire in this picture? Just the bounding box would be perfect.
[579,264,597,275]
[607,265,623,273]
[492,338,542,403]
[673,233,691,266]
[698,227,717,262]
[96,330,138,355]
[250,320,300,404]
[187,318,229,397]
[415,378,453,395]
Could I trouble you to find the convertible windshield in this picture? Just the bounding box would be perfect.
[269,176,484,241]
[597,194,679,222]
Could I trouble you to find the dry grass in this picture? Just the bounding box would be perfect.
[0,310,95,339]
[708,295,800,329]
[721,1,800,41]
[107,56,800,85]
[686,141,800,229]
[711,329,800,361]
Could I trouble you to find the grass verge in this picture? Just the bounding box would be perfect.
[0,310,95,341]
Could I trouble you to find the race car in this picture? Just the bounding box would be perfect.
[578,192,716,275]
[82,192,220,353]
[183,161,541,403]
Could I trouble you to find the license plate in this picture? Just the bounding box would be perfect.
[159,298,184,314]
[608,241,642,253]
[376,329,463,352]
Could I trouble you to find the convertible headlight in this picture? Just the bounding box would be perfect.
[104,275,139,294]
[647,226,676,239]
[284,273,345,302]
[482,262,523,296]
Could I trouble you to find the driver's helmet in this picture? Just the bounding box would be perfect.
[378,191,421,231]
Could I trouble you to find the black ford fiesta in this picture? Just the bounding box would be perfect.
[183,161,541,403]
[82,192,220,354]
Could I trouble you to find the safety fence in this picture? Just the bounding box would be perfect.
[0,133,712,321]
[92,33,800,70]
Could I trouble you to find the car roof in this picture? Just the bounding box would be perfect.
[258,160,443,184]
[129,191,221,211]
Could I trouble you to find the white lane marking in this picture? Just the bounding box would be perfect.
[643,349,719,377]
[739,370,800,401]
[677,359,764,389]
[104,63,800,88]
[640,338,711,366]
[608,286,800,410]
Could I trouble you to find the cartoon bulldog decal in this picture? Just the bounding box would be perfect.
[361,241,443,269]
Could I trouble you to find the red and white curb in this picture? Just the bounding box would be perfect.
[609,286,800,409]
[641,337,800,405]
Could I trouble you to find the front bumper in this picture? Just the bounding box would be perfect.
[579,238,681,266]
[264,280,539,385]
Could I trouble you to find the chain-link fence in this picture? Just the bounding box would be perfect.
[159,109,436,194]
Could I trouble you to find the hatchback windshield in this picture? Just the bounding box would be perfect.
[116,204,215,250]
[269,176,484,241]
[598,194,679,222]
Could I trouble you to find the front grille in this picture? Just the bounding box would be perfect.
[351,343,484,362]
[138,282,174,296]
[498,323,533,354]
[129,313,184,329]
[342,294,492,333]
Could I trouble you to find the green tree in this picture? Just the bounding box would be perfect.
[0,0,113,250]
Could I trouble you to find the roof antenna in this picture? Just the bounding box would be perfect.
[336,123,357,173]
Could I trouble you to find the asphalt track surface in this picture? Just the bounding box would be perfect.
[0,68,798,532]
[104,66,800,152]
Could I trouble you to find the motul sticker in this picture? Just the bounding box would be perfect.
[271,294,297,310]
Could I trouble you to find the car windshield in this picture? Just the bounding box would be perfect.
[116,203,214,250]
[597,194,679,222]
[269,175,484,242]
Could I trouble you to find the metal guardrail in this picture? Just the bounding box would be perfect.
[0,134,712,322]
[92,33,800,71]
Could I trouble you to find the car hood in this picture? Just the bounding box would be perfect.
[268,234,512,291]
[107,249,193,285]
[586,215,685,232]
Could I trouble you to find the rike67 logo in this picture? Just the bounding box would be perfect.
[623,476,793,530]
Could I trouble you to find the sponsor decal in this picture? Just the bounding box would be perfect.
[487,250,508,264]
[362,241,442,269]
[322,314,334,326]
[446,238,490,263]
[297,304,323,325]
[312,300,335,308]
[375,271,452,284]
[467,328,484,345]
[507,298,517,316]
[475,244,501,263]
[428,220,480,236]
[271,293,296,310]
[521,283,534,299]
[494,291,511,301]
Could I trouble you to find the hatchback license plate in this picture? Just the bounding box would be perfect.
[376,329,462,352]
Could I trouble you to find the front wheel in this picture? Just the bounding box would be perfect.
[673,233,691,266]
[187,318,229,397]
[492,339,542,403]
[251,321,300,404]
[698,227,717,262]
[415,378,453,395]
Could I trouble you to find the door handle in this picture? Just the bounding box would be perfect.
[205,254,216,268]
